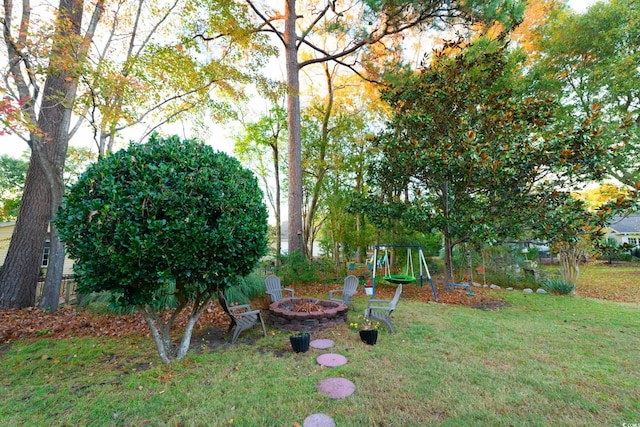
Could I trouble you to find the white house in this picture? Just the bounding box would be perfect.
[604,214,640,248]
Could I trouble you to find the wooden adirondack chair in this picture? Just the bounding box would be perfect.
[218,292,267,344]
[328,275,359,310]
[364,284,402,333]
[264,275,294,303]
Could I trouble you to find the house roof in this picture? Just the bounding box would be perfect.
[608,214,640,234]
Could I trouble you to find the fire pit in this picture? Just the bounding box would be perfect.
[269,298,348,333]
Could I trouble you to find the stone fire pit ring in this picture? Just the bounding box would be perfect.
[269,298,348,333]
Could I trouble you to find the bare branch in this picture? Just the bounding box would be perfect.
[80,0,106,58]
[192,32,226,42]
[18,0,30,47]
[2,2,39,112]
[127,0,144,62]
[95,0,125,61]
[246,0,286,45]
[115,79,218,135]
[298,5,457,69]
[297,2,331,50]
[137,105,194,142]
[132,0,180,65]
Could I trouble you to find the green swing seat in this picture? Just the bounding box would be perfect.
[383,274,416,284]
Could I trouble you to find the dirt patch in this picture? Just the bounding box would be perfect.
[0,343,11,356]
[190,327,230,353]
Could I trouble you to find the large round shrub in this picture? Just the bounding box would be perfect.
[57,134,268,362]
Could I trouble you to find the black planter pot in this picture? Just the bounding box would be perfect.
[359,329,378,345]
[290,333,310,353]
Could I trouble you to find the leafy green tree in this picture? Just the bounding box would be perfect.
[529,0,640,189]
[82,0,269,155]
[1,0,266,311]
[0,155,28,222]
[234,102,287,260]
[597,238,634,265]
[57,135,268,363]
[304,86,382,263]
[533,196,599,285]
[246,0,525,255]
[371,37,615,289]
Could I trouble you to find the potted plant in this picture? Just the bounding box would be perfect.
[350,317,379,345]
[364,278,373,296]
[289,331,310,353]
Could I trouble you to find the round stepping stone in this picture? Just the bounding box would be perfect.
[303,413,335,427]
[317,353,347,367]
[317,377,355,399]
[310,339,334,349]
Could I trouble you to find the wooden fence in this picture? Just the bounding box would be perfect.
[36,274,76,306]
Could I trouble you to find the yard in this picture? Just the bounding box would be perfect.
[0,262,638,426]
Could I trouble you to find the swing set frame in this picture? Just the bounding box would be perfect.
[371,244,438,301]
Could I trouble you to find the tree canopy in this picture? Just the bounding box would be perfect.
[528,0,640,189]
[369,37,616,287]
[57,135,268,363]
[245,0,526,255]
[0,155,28,222]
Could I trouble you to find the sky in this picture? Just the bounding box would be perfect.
[0,0,601,159]
[568,0,599,12]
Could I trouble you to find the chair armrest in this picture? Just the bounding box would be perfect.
[283,288,295,297]
[328,290,343,298]
[233,309,261,318]
[229,304,252,313]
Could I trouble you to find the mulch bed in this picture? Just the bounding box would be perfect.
[0,280,504,344]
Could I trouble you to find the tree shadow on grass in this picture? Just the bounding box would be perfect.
[468,300,509,310]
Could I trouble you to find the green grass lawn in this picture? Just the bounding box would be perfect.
[1,290,639,426]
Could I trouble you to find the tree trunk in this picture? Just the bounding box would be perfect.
[0,0,74,308]
[139,307,174,365]
[303,63,332,258]
[355,149,366,264]
[38,0,84,312]
[355,213,364,264]
[441,181,454,291]
[39,224,66,311]
[0,156,50,309]
[138,300,210,364]
[558,243,583,285]
[443,235,455,291]
[284,0,304,256]
[272,143,282,266]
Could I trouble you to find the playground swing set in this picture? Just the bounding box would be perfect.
[370,244,438,301]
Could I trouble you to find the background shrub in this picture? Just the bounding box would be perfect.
[541,277,576,295]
